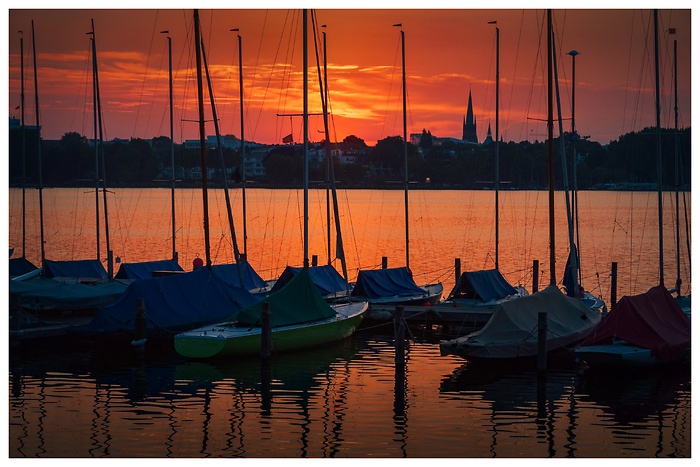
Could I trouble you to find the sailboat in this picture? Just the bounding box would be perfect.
[174,9,368,359]
[351,24,443,315]
[9,29,39,279]
[440,10,601,361]
[574,10,690,370]
[9,20,128,316]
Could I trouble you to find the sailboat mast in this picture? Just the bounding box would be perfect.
[164,31,177,262]
[395,24,409,270]
[672,28,681,293]
[31,20,45,266]
[303,8,309,268]
[19,30,26,259]
[194,9,212,268]
[201,36,242,269]
[313,15,350,292]
[324,27,332,266]
[653,9,663,286]
[91,19,112,278]
[547,9,555,286]
[553,30,579,297]
[490,21,500,270]
[88,25,100,262]
[235,30,247,260]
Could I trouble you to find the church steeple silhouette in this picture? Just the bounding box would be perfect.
[462,90,478,143]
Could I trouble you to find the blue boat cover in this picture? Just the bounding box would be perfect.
[9,257,38,277]
[81,267,260,335]
[271,265,347,296]
[351,267,426,299]
[115,260,184,280]
[210,262,268,291]
[448,269,518,301]
[236,267,336,327]
[43,259,108,279]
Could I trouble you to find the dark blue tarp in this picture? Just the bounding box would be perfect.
[210,262,268,291]
[9,257,38,277]
[43,259,108,279]
[271,265,347,296]
[351,267,426,299]
[79,267,260,335]
[115,260,184,280]
[448,269,518,301]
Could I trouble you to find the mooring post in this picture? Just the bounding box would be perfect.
[610,262,618,310]
[394,305,406,368]
[261,301,272,361]
[108,250,114,279]
[10,294,22,331]
[454,258,461,286]
[131,298,147,348]
[312,255,318,267]
[382,256,388,269]
[533,259,539,293]
[537,311,547,373]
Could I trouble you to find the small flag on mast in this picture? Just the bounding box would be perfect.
[282,133,293,144]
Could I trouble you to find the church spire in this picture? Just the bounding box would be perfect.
[462,89,478,143]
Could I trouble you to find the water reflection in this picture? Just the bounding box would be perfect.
[9,334,691,457]
[438,357,691,458]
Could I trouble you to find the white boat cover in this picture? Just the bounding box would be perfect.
[440,284,601,359]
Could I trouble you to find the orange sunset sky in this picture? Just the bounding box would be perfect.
[6,2,693,146]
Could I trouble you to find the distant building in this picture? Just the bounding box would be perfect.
[482,122,494,146]
[462,90,478,144]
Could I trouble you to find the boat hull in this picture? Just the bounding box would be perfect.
[575,343,660,368]
[174,301,367,358]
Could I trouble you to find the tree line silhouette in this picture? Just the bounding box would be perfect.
[8,126,691,190]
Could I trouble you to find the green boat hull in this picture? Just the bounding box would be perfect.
[174,310,365,359]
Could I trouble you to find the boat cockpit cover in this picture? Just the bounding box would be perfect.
[43,259,108,279]
[271,265,347,295]
[351,267,427,299]
[83,267,259,334]
[210,262,268,290]
[236,267,336,327]
[579,285,691,360]
[448,269,518,301]
[115,259,184,280]
[9,257,38,277]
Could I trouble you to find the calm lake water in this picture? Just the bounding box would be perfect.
[7,188,692,457]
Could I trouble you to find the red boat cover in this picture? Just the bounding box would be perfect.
[580,285,690,360]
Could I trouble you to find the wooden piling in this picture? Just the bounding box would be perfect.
[394,306,406,369]
[532,260,539,293]
[312,255,318,267]
[261,301,272,361]
[382,256,388,269]
[610,262,618,310]
[454,258,461,286]
[537,311,547,373]
[131,298,147,348]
